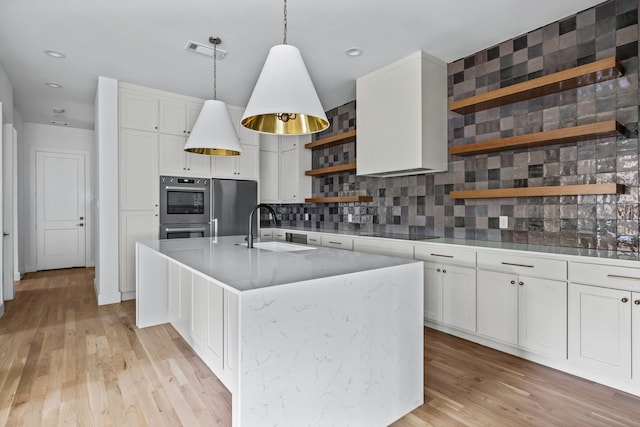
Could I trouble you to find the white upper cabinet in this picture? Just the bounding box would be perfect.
[212,106,259,180]
[159,98,203,136]
[159,134,211,176]
[119,128,159,210]
[119,89,159,132]
[259,134,310,203]
[356,51,448,177]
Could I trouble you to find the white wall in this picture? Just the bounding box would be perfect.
[12,108,24,279]
[22,123,95,272]
[94,76,120,305]
[0,63,13,124]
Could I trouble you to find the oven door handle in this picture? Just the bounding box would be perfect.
[164,227,207,233]
[164,186,207,192]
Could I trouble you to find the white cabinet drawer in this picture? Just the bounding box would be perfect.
[260,229,273,239]
[569,262,640,292]
[478,252,566,281]
[321,235,353,251]
[306,232,322,246]
[414,244,476,267]
[353,238,414,259]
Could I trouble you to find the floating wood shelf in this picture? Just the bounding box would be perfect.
[449,57,624,115]
[449,184,624,199]
[450,121,625,156]
[304,130,357,150]
[304,195,373,203]
[305,162,357,176]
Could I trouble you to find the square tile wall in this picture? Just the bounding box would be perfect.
[274,0,640,252]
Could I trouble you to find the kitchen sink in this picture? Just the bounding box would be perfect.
[240,241,316,252]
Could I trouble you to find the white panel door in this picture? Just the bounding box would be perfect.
[3,123,13,300]
[36,151,86,270]
[0,103,3,313]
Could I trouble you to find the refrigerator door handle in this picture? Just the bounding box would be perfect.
[211,218,218,238]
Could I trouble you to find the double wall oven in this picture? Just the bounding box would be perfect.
[159,176,211,239]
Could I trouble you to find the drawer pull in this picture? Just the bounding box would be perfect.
[501,262,534,268]
[328,241,342,245]
[607,274,640,281]
[622,298,629,303]
[430,253,454,258]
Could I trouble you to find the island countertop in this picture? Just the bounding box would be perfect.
[138,235,419,293]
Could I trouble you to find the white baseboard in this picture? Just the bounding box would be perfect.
[14,271,21,281]
[94,278,122,306]
[121,291,136,301]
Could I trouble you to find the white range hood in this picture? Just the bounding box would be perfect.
[356,51,448,177]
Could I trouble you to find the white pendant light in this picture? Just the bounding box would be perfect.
[241,0,329,135]
[184,37,242,156]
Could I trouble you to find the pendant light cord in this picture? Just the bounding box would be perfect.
[283,0,287,45]
[213,41,217,100]
[209,36,222,100]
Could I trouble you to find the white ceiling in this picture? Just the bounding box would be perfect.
[0,0,605,130]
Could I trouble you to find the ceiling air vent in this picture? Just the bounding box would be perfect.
[184,41,227,59]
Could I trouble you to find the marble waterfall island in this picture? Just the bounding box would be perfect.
[136,236,424,426]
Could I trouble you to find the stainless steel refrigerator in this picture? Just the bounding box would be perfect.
[211,179,258,237]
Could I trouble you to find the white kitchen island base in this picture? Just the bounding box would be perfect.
[136,237,424,426]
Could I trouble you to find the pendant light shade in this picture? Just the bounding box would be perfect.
[184,99,242,156]
[184,36,242,156]
[242,44,328,135]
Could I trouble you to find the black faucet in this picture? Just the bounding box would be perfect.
[247,204,279,248]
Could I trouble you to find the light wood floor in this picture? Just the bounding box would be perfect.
[2,268,640,426]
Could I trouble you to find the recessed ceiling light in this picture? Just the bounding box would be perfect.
[50,120,69,126]
[345,48,363,57]
[44,49,66,59]
[52,107,66,114]
[45,82,62,88]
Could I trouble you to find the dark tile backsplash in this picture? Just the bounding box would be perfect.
[272,0,640,252]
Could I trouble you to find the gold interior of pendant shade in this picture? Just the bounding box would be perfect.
[241,113,329,135]
[185,147,242,156]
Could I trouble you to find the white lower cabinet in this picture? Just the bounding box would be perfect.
[167,262,237,390]
[119,211,158,299]
[477,270,567,359]
[634,295,640,381]
[424,262,476,333]
[568,283,633,378]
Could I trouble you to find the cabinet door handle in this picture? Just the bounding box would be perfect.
[634,300,640,305]
[436,268,441,272]
[502,262,534,268]
[607,274,640,281]
[519,281,524,286]
[442,269,447,273]
[510,280,515,285]
[622,298,629,303]
[430,253,454,258]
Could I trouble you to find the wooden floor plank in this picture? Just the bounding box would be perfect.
[3,268,640,426]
